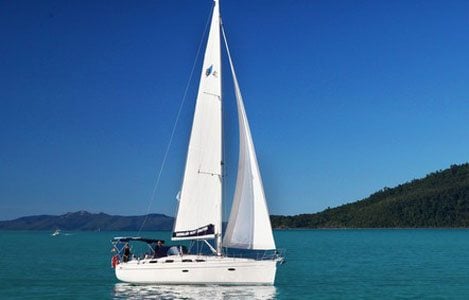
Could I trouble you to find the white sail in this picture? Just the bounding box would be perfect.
[222,27,276,250]
[172,0,222,241]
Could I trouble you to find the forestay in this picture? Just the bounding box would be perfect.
[172,0,222,241]
[221,26,276,250]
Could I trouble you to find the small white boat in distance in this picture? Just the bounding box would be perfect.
[111,0,284,285]
[52,229,61,236]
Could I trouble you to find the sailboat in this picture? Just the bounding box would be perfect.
[112,0,283,285]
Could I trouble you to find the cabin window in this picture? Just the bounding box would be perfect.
[182,270,189,273]
[228,268,236,271]
[165,259,174,263]
[149,260,157,264]
[196,259,205,262]
[182,259,193,262]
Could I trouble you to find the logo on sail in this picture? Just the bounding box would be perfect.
[205,65,213,76]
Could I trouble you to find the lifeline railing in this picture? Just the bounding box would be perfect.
[112,238,286,264]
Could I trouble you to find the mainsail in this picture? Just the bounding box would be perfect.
[172,0,222,242]
[221,26,276,250]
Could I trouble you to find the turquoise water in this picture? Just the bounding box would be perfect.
[1,229,469,299]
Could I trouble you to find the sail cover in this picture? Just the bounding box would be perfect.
[172,0,222,241]
[222,27,276,250]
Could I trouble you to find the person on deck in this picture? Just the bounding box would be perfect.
[123,243,131,262]
[153,240,167,258]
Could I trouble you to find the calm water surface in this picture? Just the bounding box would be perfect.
[1,230,469,299]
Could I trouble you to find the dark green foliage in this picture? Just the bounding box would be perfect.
[271,163,469,228]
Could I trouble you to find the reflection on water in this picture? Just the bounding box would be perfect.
[113,283,277,299]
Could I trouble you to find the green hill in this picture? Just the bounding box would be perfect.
[271,163,469,228]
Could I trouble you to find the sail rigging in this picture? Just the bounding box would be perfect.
[173,0,275,251]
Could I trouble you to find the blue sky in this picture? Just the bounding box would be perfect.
[1,0,468,220]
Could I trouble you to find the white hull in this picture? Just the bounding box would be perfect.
[115,255,279,285]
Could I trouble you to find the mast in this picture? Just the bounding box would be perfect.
[215,0,223,256]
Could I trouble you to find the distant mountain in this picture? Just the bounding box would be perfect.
[271,163,469,228]
[0,210,174,231]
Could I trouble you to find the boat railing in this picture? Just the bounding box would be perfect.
[111,237,286,264]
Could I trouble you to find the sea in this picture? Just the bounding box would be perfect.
[1,229,469,299]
